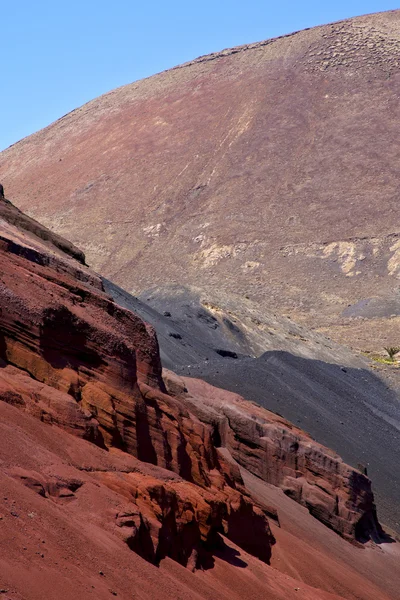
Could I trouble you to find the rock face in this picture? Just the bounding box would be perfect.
[0,194,276,566]
[0,192,85,263]
[164,371,383,543]
[9,462,274,570]
[0,193,383,548]
[2,401,399,600]
[97,469,275,568]
[1,11,399,351]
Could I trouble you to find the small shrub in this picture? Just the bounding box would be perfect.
[384,347,400,361]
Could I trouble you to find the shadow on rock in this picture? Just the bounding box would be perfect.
[0,327,7,367]
[39,305,104,370]
[214,538,248,568]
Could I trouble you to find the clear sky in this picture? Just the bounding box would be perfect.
[1,1,398,151]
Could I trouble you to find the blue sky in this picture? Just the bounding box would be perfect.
[1,1,398,151]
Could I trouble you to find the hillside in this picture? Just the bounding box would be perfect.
[0,10,399,351]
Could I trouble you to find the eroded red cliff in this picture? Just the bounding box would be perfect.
[0,194,276,566]
[0,194,398,600]
[164,371,382,543]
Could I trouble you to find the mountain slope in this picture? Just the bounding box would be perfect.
[0,10,399,350]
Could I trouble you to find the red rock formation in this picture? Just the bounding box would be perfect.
[94,469,275,568]
[0,193,85,264]
[3,399,399,600]
[0,195,399,599]
[0,195,386,559]
[0,195,275,565]
[164,371,383,543]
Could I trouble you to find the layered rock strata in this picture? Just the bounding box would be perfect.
[0,194,383,564]
[164,371,383,543]
[0,195,274,565]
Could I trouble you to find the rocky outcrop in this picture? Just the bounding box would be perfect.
[4,399,397,600]
[98,470,274,568]
[0,193,385,566]
[8,462,274,570]
[0,192,85,263]
[164,371,384,543]
[0,364,102,443]
[0,195,275,566]
[9,467,84,502]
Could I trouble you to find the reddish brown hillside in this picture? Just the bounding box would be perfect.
[0,195,399,599]
[0,10,399,350]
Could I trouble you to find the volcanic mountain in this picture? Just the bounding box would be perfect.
[1,10,400,353]
[0,190,399,599]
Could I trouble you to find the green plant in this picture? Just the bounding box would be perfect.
[372,356,396,365]
[384,347,400,361]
